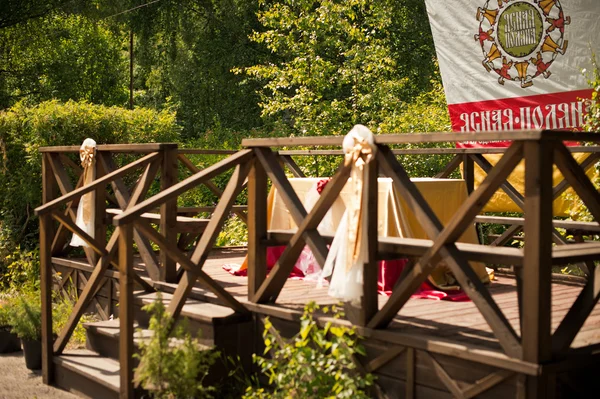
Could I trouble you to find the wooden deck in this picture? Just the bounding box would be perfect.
[192,248,600,352]
[38,137,600,398]
[55,247,600,354]
[53,248,600,397]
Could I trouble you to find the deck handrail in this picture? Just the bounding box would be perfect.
[38,143,177,153]
[241,129,600,147]
[113,149,254,225]
[241,129,600,392]
[35,152,161,216]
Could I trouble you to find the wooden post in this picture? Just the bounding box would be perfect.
[463,154,475,194]
[522,139,554,399]
[129,30,134,110]
[119,224,134,399]
[347,156,379,326]
[40,214,54,384]
[247,154,268,301]
[93,151,107,266]
[41,153,56,384]
[160,147,178,282]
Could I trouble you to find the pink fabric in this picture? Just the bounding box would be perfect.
[378,259,469,301]
[224,247,469,301]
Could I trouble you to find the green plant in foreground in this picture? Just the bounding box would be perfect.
[6,291,41,341]
[134,293,218,399]
[244,302,374,399]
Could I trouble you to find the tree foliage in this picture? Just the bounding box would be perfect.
[239,0,438,136]
[0,13,128,108]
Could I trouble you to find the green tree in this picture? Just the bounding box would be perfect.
[239,0,438,136]
[0,0,72,29]
[0,13,128,108]
[91,0,266,139]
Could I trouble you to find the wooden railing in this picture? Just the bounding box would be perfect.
[37,133,600,397]
[35,144,250,390]
[239,130,600,395]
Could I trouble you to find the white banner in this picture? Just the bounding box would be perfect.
[424,0,600,138]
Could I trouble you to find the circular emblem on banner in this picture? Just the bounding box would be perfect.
[475,0,570,88]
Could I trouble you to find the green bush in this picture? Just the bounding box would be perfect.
[134,293,218,399]
[0,100,180,288]
[244,302,374,399]
[5,291,42,341]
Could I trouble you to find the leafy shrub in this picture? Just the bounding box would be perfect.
[5,291,42,341]
[244,302,373,399]
[52,288,97,348]
[134,293,218,399]
[216,215,248,247]
[0,100,180,287]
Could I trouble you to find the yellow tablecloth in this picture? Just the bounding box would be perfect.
[477,153,596,215]
[241,177,490,290]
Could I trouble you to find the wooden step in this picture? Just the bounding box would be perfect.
[53,349,121,399]
[131,291,253,371]
[132,291,250,346]
[84,319,212,361]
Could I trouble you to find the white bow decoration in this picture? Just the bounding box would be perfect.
[319,125,376,305]
[70,138,97,247]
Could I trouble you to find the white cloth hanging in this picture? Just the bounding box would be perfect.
[70,138,97,247]
[319,125,376,305]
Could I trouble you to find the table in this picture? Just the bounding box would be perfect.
[230,177,491,297]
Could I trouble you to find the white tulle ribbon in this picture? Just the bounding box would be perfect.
[319,125,376,305]
[70,138,97,247]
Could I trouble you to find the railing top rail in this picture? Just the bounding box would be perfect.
[178,149,237,155]
[242,130,600,147]
[39,143,178,153]
[278,146,600,156]
[35,152,160,215]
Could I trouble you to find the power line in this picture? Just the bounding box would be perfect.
[104,0,163,20]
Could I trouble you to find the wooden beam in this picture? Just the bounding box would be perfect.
[50,211,108,257]
[248,156,268,301]
[167,162,251,320]
[552,264,600,353]
[241,129,554,147]
[119,223,134,399]
[406,347,415,399]
[40,213,54,384]
[177,153,248,223]
[280,154,306,177]
[365,346,405,373]
[462,370,515,399]
[463,154,474,194]
[134,219,248,314]
[39,143,177,153]
[114,150,253,225]
[160,147,178,282]
[424,351,466,399]
[552,152,600,199]
[36,152,161,215]
[53,230,119,354]
[98,153,161,281]
[554,142,600,223]
[253,161,351,303]
[470,153,525,209]
[360,155,379,326]
[435,154,462,179]
[368,142,524,330]
[254,147,329,266]
[522,140,554,399]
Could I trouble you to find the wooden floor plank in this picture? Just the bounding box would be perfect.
[58,249,600,354]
